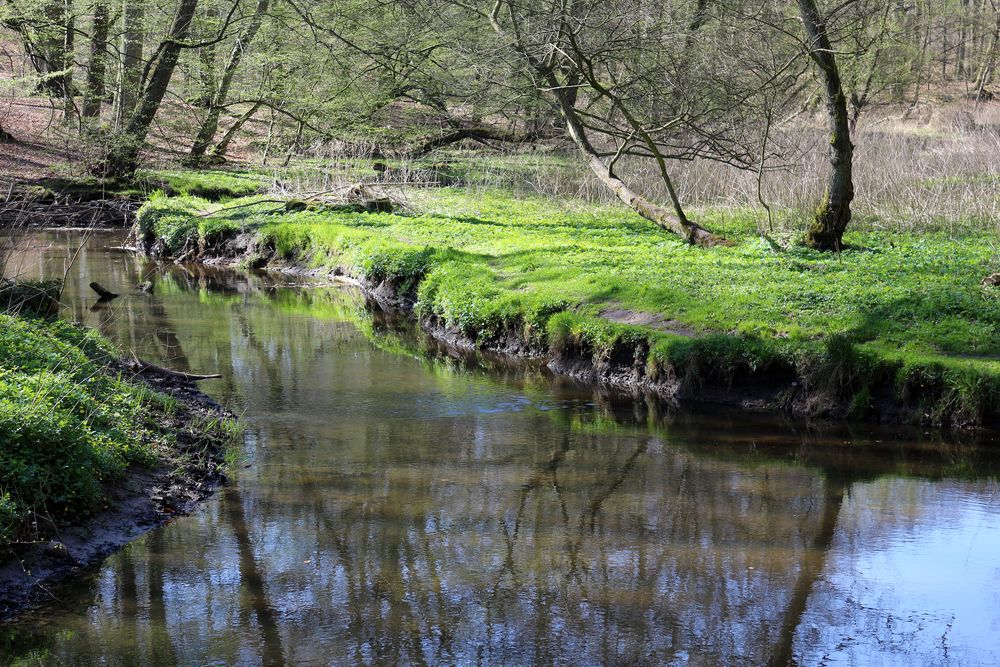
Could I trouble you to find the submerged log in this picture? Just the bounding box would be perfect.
[129,355,222,381]
[89,281,120,301]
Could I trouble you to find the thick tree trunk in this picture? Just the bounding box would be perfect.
[82,0,111,120]
[188,0,271,165]
[116,0,145,129]
[798,0,855,251]
[104,0,200,176]
[36,0,73,98]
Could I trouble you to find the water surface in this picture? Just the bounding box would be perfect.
[3,231,1000,665]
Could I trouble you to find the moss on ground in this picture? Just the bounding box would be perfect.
[0,301,238,549]
[135,187,1000,426]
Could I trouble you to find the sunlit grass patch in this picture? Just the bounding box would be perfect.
[136,186,1000,424]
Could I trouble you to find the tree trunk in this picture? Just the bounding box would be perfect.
[196,0,219,107]
[82,0,111,120]
[36,0,73,99]
[188,0,271,165]
[209,100,263,162]
[116,0,145,129]
[105,0,200,176]
[63,6,76,120]
[798,0,855,251]
[974,3,1000,99]
[546,74,727,247]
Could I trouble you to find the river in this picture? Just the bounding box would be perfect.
[3,230,1000,665]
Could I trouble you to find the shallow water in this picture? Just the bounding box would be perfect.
[3,230,1000,665]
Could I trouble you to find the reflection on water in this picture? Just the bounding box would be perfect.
[2,231,1000,665]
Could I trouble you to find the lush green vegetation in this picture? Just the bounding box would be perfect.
[135,169,266,200]
[0,304,235,548]
[136,186,1000,425]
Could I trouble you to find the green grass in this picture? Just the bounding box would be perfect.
[134,187,1000,425]
[135,169,266,200]
[0,306,237,548]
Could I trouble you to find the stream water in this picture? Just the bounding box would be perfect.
[3,230,1000,665]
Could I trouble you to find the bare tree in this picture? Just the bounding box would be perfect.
[477,0,793,246]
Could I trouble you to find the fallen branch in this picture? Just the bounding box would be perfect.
[129,354,222,381]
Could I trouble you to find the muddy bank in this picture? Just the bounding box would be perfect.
[0,198,138,228]
[1,180,139,228]
[0,366,231,621]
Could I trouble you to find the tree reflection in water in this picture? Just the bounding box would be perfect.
[4,230,1000,666]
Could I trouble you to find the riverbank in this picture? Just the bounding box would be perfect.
[0,292,239,620]
[0,170,267,230]
[131,188,1000,428]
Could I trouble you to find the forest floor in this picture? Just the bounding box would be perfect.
[0,289,239,620]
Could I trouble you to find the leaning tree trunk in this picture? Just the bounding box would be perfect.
[82,0,111,120]
[188,0,271,164]
[545,73,727,247]
[798,0,855,252]
[208,100,263,162]
[115,0,145,129]
[104,0,200,176]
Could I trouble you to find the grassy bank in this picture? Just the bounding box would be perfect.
[0,292,238,552]
[135,186,1000,426]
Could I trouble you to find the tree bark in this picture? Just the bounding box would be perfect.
[105,0,200,176]
[188,0,271,164]
[116,0,145,129]
[36,0,73,98]
[798,0,855,251]
[82,0,111,120]
[196,1,219,107]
